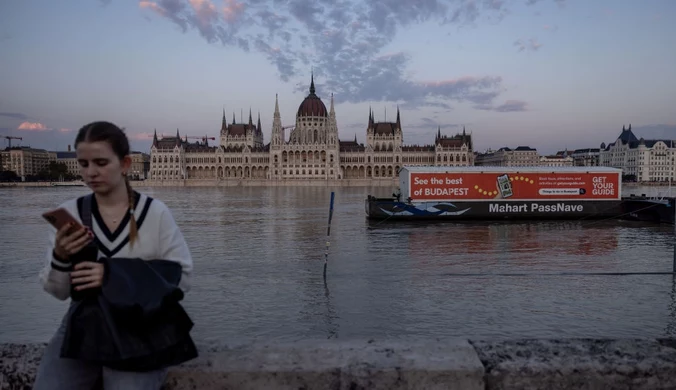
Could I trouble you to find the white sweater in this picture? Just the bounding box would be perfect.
[39,191,193,301]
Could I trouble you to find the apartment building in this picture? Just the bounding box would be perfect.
[540,154,574,167]
[0,147,51,180]
[600,125,675,182]
[474,146,540,166]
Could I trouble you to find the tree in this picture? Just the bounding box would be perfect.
[36,161,77,181]
[0,170,19,182]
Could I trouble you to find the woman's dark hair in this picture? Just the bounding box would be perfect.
[74,121,138,247]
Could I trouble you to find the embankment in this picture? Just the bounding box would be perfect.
[2,338,676,389]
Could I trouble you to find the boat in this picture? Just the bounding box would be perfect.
[365,166,625,221]
[622,194,675,224]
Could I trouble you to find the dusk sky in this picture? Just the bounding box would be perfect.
[1,0,675,155]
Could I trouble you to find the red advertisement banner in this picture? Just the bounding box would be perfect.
[408,172,620,201]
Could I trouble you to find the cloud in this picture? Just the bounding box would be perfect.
[526,0,565,7]
[494,100,528,112]
[543,24,558,32]
[135,0,562,109]
[474,99,528,112]
[514,38,542,52]
[338,117,462,135]
[128,132,156,140]
[400,101,453,111]
[0,112,29,120]
[411,117,463,131]
[13,122,72,133]
[17,121,49,131]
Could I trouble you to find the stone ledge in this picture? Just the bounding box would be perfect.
[0,339,483,390]
[2,339,676,389]
[471,338,676,390]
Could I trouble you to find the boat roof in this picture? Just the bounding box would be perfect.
[399,165,622,173]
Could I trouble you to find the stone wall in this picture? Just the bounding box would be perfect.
[2,339,676,389]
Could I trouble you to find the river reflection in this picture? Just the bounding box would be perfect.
[402,221,622,270]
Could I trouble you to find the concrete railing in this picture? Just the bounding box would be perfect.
[2,339,676,389]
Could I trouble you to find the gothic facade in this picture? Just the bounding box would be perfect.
[148,76,475,183]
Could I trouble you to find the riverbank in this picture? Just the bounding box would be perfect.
[2,338,676,389]
[0,182,53,187]
[0,182,86,188]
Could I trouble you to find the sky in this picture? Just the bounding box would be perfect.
[1,0,675,155]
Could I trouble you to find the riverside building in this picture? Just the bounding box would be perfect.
[147,76,475,186]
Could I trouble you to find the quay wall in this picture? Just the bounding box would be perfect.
[0,182,53,188]
[3,338,676,389]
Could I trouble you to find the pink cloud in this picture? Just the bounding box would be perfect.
[58,128,72,133]
[17,121,49,131]
[128,132,155,141]
[189,0,220,26]
[139,1,166,16]
[222,0,245,23]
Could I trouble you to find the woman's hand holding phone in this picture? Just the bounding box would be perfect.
[54,223,94,260]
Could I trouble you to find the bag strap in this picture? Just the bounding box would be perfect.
[82,193,94,230]
[78,193,99,259]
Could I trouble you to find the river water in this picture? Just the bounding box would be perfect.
[0,184,675,344]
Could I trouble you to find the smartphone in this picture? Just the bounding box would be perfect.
[42,208,84,234]
[496,174,513,198]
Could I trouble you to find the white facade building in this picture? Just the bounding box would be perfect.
[474,146,540,166]
[600,124,676,182]
[540,154,574,167]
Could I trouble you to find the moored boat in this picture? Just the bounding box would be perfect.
[622,195,675,224]
[365,166,625,221]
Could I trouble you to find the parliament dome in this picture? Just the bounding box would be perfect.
[296,74,327,118]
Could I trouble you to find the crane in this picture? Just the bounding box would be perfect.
[3,135,22,148]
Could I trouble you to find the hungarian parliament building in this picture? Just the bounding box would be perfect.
[148,76,474,184]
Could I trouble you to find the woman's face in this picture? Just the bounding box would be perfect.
[76,141,130,194]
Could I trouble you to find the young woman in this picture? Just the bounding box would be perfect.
[33,121,194,389]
